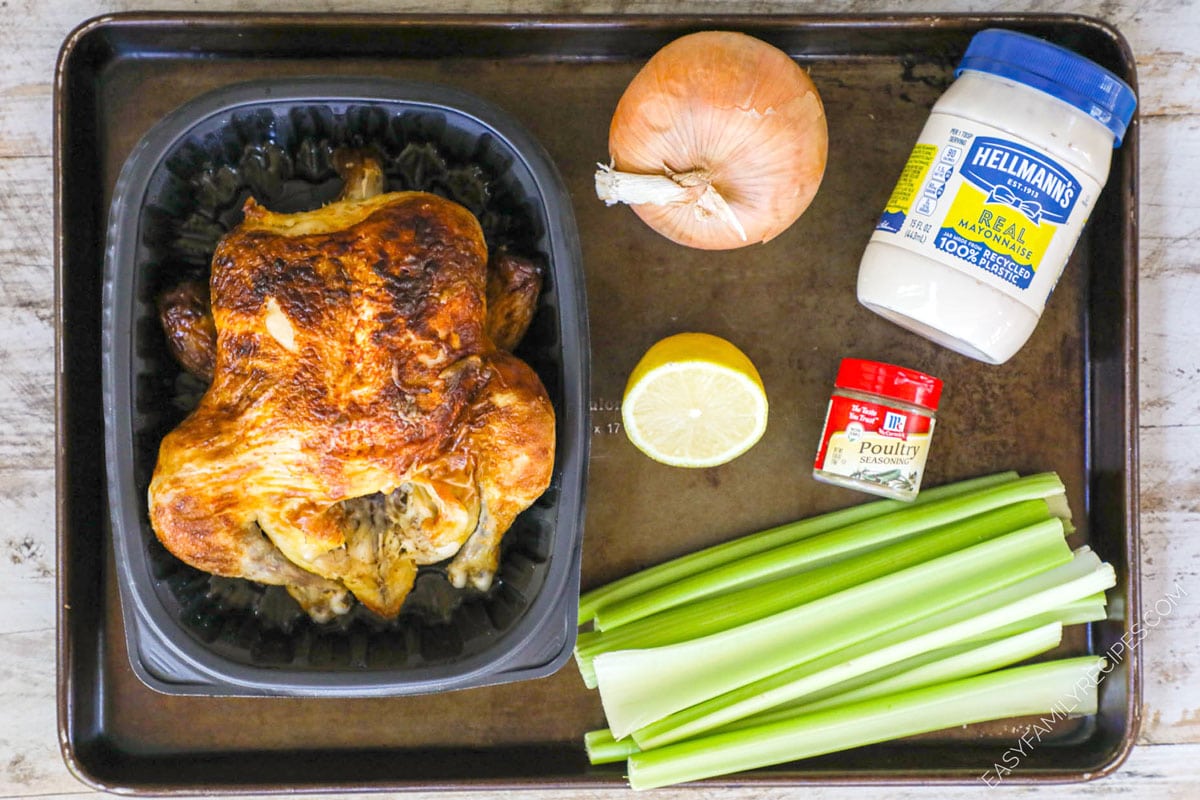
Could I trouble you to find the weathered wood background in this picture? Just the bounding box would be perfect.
[2,0,1198,797]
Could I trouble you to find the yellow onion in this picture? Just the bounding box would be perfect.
[595,31,828,250]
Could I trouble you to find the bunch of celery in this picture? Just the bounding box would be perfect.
[575,472,1115,790]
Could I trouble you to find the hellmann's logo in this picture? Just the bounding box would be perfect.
[960,137,1081,226]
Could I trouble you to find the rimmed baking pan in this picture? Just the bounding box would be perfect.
[56,11,1138,792]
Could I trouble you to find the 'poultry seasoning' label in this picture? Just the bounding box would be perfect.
[813,396,934,496]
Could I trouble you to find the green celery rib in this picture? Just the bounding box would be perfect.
[626,656,1105,790]
[584,729,639,765]
[577,471,1020,624]
[595,519,1073,740]
[962,598,1108,643]
[631,548,1113,748]
[1058,604,1109,625]
[593,473,1065,631]
[727,621,1064,726]
[573,498,1053,689]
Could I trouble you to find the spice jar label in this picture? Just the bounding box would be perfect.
[870,116,1100,314]
[814,396,934,497]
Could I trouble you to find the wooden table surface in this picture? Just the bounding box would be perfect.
[3,0,1198,797]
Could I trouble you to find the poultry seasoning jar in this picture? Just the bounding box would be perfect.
[857,29,1137,364]
[813,359,943,502]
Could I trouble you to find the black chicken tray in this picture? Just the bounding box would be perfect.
[101,77,590,697]
[56,11,1139,792]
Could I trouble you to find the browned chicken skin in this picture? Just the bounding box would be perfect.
[160,252,543,375]
[159,157,543,376]
[148,161,555,622]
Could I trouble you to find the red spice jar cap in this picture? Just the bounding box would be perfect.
[834,358,944,411]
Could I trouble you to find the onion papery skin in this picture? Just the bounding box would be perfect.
[606,31,829,251]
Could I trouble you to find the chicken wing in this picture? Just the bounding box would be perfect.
[485,250,544,352]
[157,279,217,382]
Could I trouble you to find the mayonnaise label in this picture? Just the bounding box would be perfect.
[871,116,1099,311]
[959,138,1080,225]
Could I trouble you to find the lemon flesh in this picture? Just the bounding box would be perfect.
[621,333,768,468]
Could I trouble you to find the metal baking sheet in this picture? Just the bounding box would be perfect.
[55,12,1140,792]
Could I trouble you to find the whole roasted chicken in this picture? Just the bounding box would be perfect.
[149,152,555,622]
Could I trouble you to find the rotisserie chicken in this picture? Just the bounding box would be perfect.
[148,152,555,622]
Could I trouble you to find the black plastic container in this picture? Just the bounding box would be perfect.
[102,77,589,696]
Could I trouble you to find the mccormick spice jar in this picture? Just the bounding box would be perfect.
[856,29,1137,364]
[813,358,943,501]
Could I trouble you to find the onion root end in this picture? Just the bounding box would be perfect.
[594,164,747,242]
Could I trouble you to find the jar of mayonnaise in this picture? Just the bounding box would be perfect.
[857,29,1137,364]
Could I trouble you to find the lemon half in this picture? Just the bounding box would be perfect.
[621,333,768,468]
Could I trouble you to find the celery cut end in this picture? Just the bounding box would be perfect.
[584,728,640,764]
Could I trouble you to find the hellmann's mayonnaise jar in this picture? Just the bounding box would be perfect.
[857,29,1137,364]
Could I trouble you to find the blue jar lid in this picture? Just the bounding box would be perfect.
[955,28,1137,146]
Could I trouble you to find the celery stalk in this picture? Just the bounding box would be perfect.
[593,473,1066,631]
[733,621,1064,724]
[631,548,1113,748]
[577,471,1020,624]
[625,657,1105,790]
[595,519,1072,739]
[574,498,1053,688]
[584,728,639,765]
[963,598,1107,643]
